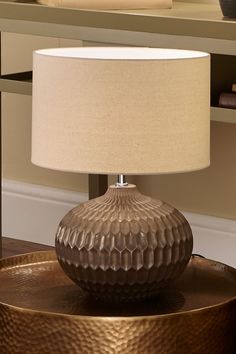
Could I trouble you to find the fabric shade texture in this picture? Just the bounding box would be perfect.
[32,47,210,175]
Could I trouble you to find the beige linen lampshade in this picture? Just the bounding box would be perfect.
[32,47,210,175]
[32,47,210,302]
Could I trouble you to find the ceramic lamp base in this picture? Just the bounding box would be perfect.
[55,185,193,301]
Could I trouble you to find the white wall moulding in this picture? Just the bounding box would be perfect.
[2,179,236,267]
[2,179,87,246]
[182,211,236,268]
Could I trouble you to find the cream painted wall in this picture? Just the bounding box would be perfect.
[136,122,236,220]
[2,33,88,193]
[2,33,236,220]
[2,33,58,75]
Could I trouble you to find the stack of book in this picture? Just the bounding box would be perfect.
[219,84,236,109]
[37,0,172,10]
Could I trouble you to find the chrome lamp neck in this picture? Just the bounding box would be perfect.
[116,174,128,187]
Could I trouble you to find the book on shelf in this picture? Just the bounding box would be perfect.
[219,92,236,109]
[37,0,172,10]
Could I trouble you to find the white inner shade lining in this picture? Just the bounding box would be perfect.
[34,47,209,60]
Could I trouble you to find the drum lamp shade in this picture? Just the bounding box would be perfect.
[32,47,210,175]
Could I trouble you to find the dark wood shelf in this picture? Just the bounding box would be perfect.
[0,71,32,95]
[2,237,53,258]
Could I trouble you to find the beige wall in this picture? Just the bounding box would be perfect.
[2,33,88,193]
[136,122,236,220]
[2,33,236,219]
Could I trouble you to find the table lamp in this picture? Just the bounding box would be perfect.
[32,47,210,302]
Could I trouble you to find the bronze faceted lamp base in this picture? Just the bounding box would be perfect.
[32,47,210,302]
[55,176,193,301]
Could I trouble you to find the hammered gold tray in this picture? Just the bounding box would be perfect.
[0,251,236,354]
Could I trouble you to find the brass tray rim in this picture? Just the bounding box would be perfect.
[1,250,236,321]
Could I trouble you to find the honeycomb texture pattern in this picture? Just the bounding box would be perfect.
[56,185,193,301]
